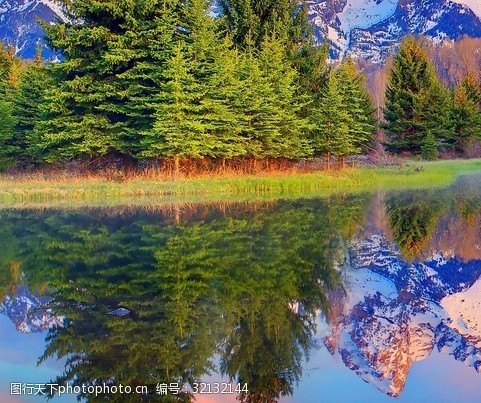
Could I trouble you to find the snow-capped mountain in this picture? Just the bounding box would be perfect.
[0,0,63,58]
[0,286,63,333]
[1,0,481,61]
[307,0,481,63]
[321,233,481,397]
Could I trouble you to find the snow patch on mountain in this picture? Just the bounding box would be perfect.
[442,277,481,340]
[451,0,481,19]
[336,0,399,51]
[321,233,481,396]
[308,0,481,63]
[0,287,63,333]
[37,0,65,21]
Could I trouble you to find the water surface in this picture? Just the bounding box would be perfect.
[1,175,481,402]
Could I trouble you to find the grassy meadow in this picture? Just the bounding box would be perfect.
[0,159,480,207]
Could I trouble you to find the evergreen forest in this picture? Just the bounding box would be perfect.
[0,0,480,174]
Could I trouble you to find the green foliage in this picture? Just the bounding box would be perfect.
[0,199,362,402]
[37,0,187,162]
[11,62,54,166]
[310,72,356,167]
[335,58,376,151]
[383,37,452,154]
[0,99,16,170]
[386,190,448,259]
[232,38,310,159]
[217,0,312,51]
[0,1,465,169]
[144,42,207,160]
[452,75,481,152]
[420,130,438,160]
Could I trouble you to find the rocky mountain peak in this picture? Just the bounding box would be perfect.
[0,286,63,333]
[1,1,481,62]
[321,233,481,396]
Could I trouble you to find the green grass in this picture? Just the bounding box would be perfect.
[0,159,480,207]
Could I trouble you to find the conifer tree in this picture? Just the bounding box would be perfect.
[452,76,481,152]
[0,43,25,168]
[217,0,311,51]
[421,130,438,160]
[142,42,206,175]
[383,37,451,154]
[415,80,454,146]
[228,43,310,162]
[229,50,282,160]
[37,0,184,162]
[0,99,16,170]
[0,44,22,95]
[335,58,376,152]
[11,61,54,166]
[184,0,246,160]
[257,36,311,159]
[198,39,246,161]
[141,0,247,170]
[310,73,357,169]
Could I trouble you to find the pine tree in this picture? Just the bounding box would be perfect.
[37,0,185,162]
[0,42,26,168]
[217,0,311,51]
[420,130,438,160]
[229,50,282,159]
[228,42,310,161]
[0,43,22,95]
[141,0,248,170]
[11,61,54,166]
[383,37,451,154]
[184,0,246,160]
[0,99,16,170]
[310,73,356,169]
[415,80,454,148]
[198,39,246,161]
[142,42,206,175]
[257,36,311,159]
[452,77,481,152]
[335,58,376,152]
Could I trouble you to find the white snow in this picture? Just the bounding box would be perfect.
[441,277,481,340]
[346,267,398,308]
[38,0,67,21]
[451,0,481,20]
[336,0,399,51]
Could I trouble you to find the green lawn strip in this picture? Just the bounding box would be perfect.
[0,159,479,206]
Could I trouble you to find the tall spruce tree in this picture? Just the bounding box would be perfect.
[256,36,311,159]
[0,99,15,170]
[143,40,226,175]
[141,0,247,172]
[11,61,54,166]
[184,0,246,160]
[217,0,311,51]
[335,58,376,152]
[452,76,481,152]
[383,37,451,154]
[37,0,184,162]
[0,43,23,169]
[224,41,310,162]
[310,73,356,169]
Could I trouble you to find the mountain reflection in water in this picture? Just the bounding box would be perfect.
[1,175,481,402]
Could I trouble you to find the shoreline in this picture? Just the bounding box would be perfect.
[0,159,480,206]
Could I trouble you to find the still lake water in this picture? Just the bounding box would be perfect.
[1,175,481,403]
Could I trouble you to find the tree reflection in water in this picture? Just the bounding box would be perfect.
[0,195,370,402]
